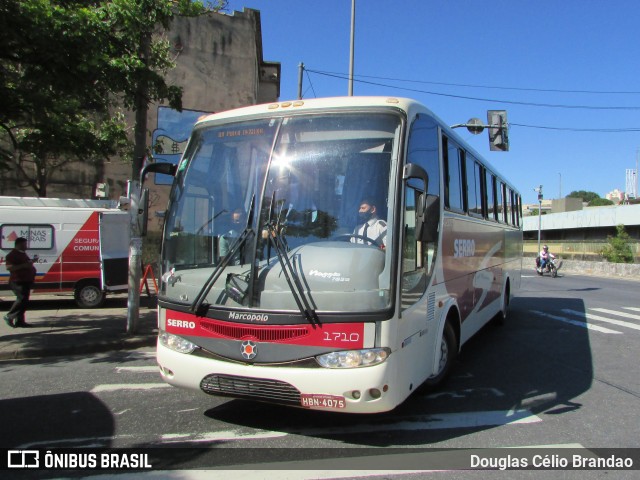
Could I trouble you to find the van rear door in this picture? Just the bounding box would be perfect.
[99,212,129,291]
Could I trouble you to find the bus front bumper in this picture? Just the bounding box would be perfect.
[157,339,401,414]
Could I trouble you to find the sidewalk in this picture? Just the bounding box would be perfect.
[0,294,158,360]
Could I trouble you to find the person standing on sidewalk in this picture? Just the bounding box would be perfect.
[4,237,37,328]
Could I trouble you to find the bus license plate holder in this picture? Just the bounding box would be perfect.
[300,394,346,410]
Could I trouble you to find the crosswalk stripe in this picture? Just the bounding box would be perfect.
[563,309,640,332]
[624,307,640,313]
[90,383,171,392]
[591,307,640,322]
[531,310,621,334]
[116,366,159,373]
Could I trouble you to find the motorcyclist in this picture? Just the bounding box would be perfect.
[537,245,555,273]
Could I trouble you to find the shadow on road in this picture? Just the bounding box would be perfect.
[0,392,115,449]
[203,295,593,447]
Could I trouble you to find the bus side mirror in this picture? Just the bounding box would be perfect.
[140,162,177,183]
[404,163,439,243]
[415,193,439,243]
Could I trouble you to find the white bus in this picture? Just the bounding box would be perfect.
[153,97,522,414]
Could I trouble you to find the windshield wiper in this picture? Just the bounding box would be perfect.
[190,196,255,315]
[265,192,320,326]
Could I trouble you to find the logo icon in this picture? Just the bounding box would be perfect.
[8,450,39,468]
[240,340,258,360]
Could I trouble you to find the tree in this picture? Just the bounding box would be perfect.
[601,224,634,263]
[567,190,601,204]
[0,0,131,196]
[588,197,614,207]
[0,0,227,196]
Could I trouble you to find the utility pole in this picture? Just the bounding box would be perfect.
[127,29,151,334]
[534,185,543,255]
[558,172,562,199]
[348,0,355,96]
[297,62,304,100]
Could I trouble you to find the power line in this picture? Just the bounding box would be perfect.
[310,69,640,95]
[305,69,640,110]
[303,68,317,98]
[511,123,640,133]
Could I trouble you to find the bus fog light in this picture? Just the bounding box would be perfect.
[159,330,197,354]
[369,388,382,399]
[315,348,390,368]
[352,390,361,399]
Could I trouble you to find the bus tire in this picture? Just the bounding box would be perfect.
[422,321,457,390]
[74,281,105,308]
[495,280,511,326]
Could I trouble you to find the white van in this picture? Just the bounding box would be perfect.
[0,197,130,307]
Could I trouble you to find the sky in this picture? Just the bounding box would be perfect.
[226,0,640,205]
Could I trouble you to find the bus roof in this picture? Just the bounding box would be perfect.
[196,96,429,125]
[195,96,518,195]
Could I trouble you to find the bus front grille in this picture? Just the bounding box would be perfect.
[200,373,301,406]
[200,319,310,342]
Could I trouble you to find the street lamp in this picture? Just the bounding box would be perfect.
[534,185,543,255]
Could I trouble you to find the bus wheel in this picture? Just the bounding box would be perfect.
[495,281,511,326]
[422,321,457,389]
[74,282,105,308]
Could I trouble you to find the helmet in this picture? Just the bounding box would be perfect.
[543,245,548,250]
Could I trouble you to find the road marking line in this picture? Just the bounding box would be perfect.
[157,410,541,446]
[292,409,540,436]
[531,310,622,334]
[160,430,288,443]
[591,307,640,322]
[125,351,156,359]
[563,309,640,331]
[116,366,159,373]
[90,383,171,392]
[624,307,640,313]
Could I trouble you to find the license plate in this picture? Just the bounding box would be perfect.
[301,394,346,410]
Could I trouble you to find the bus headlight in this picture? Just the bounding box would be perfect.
[315,348,390,368]
[159,330,197,354]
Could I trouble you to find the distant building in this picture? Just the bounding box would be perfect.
[523,203,640,241]
[551,197,583,213]
[523,199,553,216]
[605,188,625,205]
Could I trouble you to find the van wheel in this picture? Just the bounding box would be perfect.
[422,321,457,389]
[74,282,105,308]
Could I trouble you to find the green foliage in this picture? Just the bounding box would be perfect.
[174,0,229,16]
[588,197,614,207]
[528,209,547,216]
[567,190,600,203]
[0,0,220,196]
[601,224,634,263]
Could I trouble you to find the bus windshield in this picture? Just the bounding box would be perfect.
[162,111,402,315]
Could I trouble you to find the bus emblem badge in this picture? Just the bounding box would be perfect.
[241,340,258,360]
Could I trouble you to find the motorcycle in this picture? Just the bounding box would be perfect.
[535,255,562,278]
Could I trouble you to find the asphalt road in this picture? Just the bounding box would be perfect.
[1,273,639,478]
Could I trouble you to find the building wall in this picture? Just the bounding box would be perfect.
[0,8,280,219]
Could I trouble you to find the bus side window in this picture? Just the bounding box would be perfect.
[486,171,496,221]
[402,114,441,311]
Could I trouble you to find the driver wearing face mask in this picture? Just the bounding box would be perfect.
[351,198,387,248]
